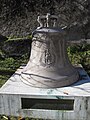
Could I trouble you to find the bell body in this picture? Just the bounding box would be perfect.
[20,28,79,88]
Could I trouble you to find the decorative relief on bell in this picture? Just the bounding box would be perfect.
[40,45,56,67]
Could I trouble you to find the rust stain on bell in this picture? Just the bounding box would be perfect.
[20,13,79,88]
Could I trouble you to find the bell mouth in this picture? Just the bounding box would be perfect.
[20,67,79,88]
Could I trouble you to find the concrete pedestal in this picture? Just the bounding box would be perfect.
[0,65,90,120]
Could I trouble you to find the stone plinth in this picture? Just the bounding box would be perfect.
[0,66,90,120]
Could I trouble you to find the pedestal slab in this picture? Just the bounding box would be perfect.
[0,65,90,120]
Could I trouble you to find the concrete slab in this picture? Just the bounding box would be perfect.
[0,65,90,97]
[0,66,90,120]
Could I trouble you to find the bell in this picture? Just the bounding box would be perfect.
[20,13,79,88]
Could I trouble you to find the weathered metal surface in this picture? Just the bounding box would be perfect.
[20,13,79,88]
[0,66,90,119]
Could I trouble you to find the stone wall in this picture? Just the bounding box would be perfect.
[0,0,90,38]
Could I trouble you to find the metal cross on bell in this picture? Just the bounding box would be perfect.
[20,13,79,88]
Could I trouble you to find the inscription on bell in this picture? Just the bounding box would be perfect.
[40,49,55,67]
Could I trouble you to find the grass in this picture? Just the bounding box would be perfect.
[7,35,32,42]
[0,75,10,87]
[0,57,28,85]
[67,44,90,76]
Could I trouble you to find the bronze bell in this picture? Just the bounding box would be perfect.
[20,13,79,88]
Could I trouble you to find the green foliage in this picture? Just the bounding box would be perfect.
[0,57,28,70]
[26,35,33,39]
[67,44,90,75]
[0,54,29,87]
[0,75,9,87]
[7,35,32,42]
